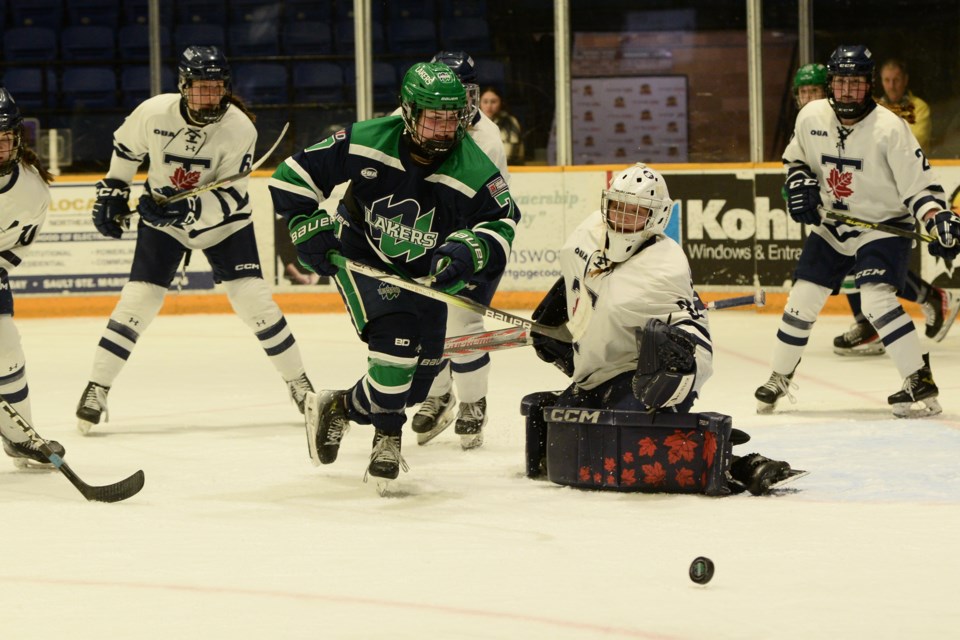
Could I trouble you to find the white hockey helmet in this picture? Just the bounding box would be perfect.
[601,163,672,262]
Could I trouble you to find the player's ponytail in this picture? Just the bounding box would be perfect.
[227,95,256,124]
[20,145,54,184]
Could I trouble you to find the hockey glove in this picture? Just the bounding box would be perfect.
[92,178,132,239]
[288,210,340,276]
[785,174,822,226]
[429,230,488,294]
[531,276,574,376]
[137,186,201,227]
[632,318,697,412]
[925,210,960,260]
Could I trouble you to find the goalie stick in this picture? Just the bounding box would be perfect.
[819,207,935,243]
[442,290,767,358]
[155,122,290,205]
[329,252,574,342]
[0,398,145,503]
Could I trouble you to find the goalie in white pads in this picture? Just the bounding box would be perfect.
[524,163,795,496]
[0,87,66,469]
[75,46,314,434]
[755,45,960,418]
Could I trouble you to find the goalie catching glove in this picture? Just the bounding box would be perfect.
[632,318,697,411]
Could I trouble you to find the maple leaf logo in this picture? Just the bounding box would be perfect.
[638,437,657,457]
[603,457,617,473]
[621,468,637,486]
[579,466,591,482]
[702,432,717,468]
[675,467,695,488]
[170,167,201,190]
[827,167,853,199]
[664,430,697,464]
[593,472,602,484]
[642,462,666,486]
[622,451,634,463]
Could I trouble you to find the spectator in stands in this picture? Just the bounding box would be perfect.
[479,86,524,165]
[877,58,931,150]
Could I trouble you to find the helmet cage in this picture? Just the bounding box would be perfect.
[400,62,471,159]
[0,126,23,177]
[178,46,233,125]
[600,163,672,262]
[826,46,875,120]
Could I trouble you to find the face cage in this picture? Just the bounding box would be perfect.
[402,102,471,159]
[179,78,231,125]
[601,190,655,235]
[828,75,873,119]
[0,128,23,177]
[464,83,480,122]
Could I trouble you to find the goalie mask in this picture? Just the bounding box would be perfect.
[826,45,876,121]
[0,87,24,177]
[178,45,232,125]
[399,62,471,160]
[430,50,480,122]
[601,163,673,262]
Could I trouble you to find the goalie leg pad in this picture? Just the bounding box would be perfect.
[521,390,563,478]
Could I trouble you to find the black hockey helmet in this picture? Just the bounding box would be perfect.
[0,87,24,177]
[431,50,479,120]
[826,45,876,121]
[177,45,232,125]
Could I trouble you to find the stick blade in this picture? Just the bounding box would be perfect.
[80,469,146,503]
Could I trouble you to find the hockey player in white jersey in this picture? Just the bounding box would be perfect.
[755,45,960,418]
[0,87,68,468]
[525,163,795,496]
[407,51,511,450]
[75,46,314,434]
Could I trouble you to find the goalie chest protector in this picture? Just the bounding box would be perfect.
[543,409,733,495]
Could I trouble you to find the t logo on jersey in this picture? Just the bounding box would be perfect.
[364,195,439,260]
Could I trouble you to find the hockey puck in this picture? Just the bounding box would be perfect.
[689,556,714,584]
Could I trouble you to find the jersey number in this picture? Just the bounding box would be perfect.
[17,224,38,247]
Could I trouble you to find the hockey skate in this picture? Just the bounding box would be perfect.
[754,370,797,414]
[304,389,351,465]
[411,392,457,445]
[833,321,884,356]
[888,353,941,418]
[286,372,314,415]
[76,381,110,435]
[365,429,409,495]
[923,287,960,342]
[3,436,65,471]
[728,453,798,496]
[454,398,487,450]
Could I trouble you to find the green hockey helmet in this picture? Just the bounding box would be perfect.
[399,62,470,159]
[793,63,828,108]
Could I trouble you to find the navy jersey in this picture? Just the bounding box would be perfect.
[269,115,519,280]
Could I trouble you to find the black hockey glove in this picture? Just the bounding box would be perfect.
[785,174,822,226]
[91,178,131,239]
[632,318,697,412]
[288,210,340,276]
[925,210,960,260]
[430,230,487,294]
[531,277,574,377]
[137,186,201,227]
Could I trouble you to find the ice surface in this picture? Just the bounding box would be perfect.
[2,310,958,639]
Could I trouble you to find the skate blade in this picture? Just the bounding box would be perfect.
[415,416,455,445]
[755,401,776,414]
[459,432,484,450]
[9,456,56,471]
[933,295,960,342]
[891,397,942,419]
[765,469,809,492]
[833,345,885,356]
[303,391,321,466]
[77,419,95,436]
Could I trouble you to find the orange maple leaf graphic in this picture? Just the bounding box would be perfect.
[664,430,697,464]
[622,451,634,463]
[827,168,853,199]
[638,437,657,457]
[675,467,695,487]
[170,167,201,190]
[642,462,666,486]
[593,472,602,484]
[702,432,717,468]
[579,466,591,482]
[603,457,616,472]
[621,468,636,486]
[606,475,616,486]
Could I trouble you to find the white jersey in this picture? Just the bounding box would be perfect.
[389,108,510,182]
[106,93,256,249]
[784,100,945,228]
[560,211,713,392]
[0,163,50,277]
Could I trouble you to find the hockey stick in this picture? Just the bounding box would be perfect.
[442,290,767,357]
[156,122,290,205]
[820,207,936,243]
[328,252,574,342]
[0,398,145,503]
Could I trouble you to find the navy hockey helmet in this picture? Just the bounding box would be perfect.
[0,87,24,177]
[431,50,479,121]
[826,45,876,121]
[177,45,232,125]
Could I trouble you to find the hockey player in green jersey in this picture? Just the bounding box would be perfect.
[269,62,520,488]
